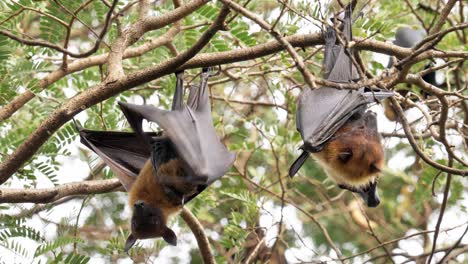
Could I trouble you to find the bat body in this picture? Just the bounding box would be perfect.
[79,69,235,251]
[289,6,392,207]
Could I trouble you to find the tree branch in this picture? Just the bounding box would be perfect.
[219,0,317,88]
[0,179,122,203]
[0,5,230,185]
[180,208,215,264]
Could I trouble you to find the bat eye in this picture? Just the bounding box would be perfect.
[338,149,352,163]
[369,163,381,174]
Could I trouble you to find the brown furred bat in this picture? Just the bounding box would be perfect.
[289,6,392,207]
[79,69,235,251]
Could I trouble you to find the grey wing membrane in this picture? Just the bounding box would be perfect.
[187,70,236,184]
[298,87,393,150]
[326,6,359,83]
[79,129,158,191]
[298,87,363,150]
[119,70,235,187]
[393,27,425,48]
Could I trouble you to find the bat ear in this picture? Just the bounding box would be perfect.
[369,163,381,174]
[289,151,309,178]
[162,227,177,246]
[124,234,137,253]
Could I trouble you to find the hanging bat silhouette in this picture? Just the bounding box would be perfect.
[289,6,393,207]
[390,27,442,87]
[79,69,235,251]
[384,27,443,121]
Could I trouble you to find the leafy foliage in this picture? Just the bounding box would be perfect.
[0,0,466,263]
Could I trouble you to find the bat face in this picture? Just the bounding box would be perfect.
[125,201,177,252]
[311,111,384,206]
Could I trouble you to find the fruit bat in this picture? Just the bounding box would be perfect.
[79,69,235,251]
[288,6,393,207]
[384,27,443,121]
[389,27,440,87]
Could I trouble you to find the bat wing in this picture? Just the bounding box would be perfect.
[393,27,425,48]
[388,27,425,68]
[326,6,359,83]
[118,69,235,198]
[297,87,393,151]
[79,129,159,191]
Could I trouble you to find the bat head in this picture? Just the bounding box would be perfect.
[312,111,384,207]
[124,200,177,252]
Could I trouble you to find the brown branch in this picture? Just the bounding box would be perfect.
[180,208,215,264]
[243,237,266,264]
[0,26,180,122]
[428,0,458,34]
[233,164,343,260]
[0,179,122,204]
[388,97,467,176]
[211,95,287,111]
[438,225,468,264]
[0,5,230,185]
[406,74,468,167]
[219,0,317,88]
[427,162,453,264]
[341,221,468,261]
[2,30,465,122]
[106,0,209,80]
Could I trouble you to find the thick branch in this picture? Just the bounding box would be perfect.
[0,179,122,203]
[2,32,465,122]
[180,208,215,264]
[429,0,458,34]
[0,26,180,122]
[106,0,208,80]
[0,6,230,185]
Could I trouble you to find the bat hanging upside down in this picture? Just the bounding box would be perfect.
[289,6,393,207]
[79,69,235,251]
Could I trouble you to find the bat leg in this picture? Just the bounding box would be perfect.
[171,71,184,111]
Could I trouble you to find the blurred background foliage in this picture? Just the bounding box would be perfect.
[0,0,466,263]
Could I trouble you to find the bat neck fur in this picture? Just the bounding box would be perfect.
[129,160,182,222]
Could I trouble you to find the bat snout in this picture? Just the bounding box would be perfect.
[134,200,145,208]
[359,182,380,208]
